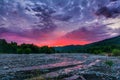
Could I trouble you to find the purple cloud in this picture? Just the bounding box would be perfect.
[62,23,118,42]
[95,1,120,18]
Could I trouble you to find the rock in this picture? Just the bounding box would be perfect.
[3,66,9,69]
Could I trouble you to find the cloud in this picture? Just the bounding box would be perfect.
[110,0,118,2]
[59,23,119,43]
[95,1,120,18]
[0,0,120,46]
[53,15,72,21]
[0,27,9,34]
[95,6,112,18]
[0,28,55,40]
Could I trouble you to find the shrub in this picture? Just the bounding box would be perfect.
[24,48,32,54]
[104,60,114,67]
[39,46,55,54]
[17,48,23,54]
[112,49,120,56]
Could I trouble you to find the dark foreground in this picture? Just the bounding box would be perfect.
[0,53,120,80]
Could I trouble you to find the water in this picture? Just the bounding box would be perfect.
[0,54,119,80]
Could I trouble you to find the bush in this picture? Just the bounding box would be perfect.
[24,48,32,54]
[39,46,55,54]
[17,48,23,54]
[112,49,120,56]
[104,60,114,67]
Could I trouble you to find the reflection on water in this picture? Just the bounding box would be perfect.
[0,54,119,80]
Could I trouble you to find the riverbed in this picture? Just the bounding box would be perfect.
[0,53,120,80]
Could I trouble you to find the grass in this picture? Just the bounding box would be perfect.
[104,60,114,67]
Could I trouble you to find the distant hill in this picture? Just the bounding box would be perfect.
[86,35,120,46]
[55,45,83,53]
[55,36,120,53]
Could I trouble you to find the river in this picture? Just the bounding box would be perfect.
[0,53,120,80]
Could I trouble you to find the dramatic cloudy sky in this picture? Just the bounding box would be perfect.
[0,0,120,46]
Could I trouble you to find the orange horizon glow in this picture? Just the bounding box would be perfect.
[35,38,90,47]
[0,34,90,47]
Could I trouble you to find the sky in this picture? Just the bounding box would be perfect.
[0,0,120,46]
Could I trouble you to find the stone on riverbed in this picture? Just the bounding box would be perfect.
[0,54,120,80]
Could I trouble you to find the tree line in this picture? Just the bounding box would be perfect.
[0,38,120,56]
[0,39,55,54]
[55,36,120,56]
[55,45,120,56]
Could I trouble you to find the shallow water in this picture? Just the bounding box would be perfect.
[0,54,120,80]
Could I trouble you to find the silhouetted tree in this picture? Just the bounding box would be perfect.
[39,46,55,54]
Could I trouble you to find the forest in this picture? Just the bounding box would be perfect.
[0,39,55,54]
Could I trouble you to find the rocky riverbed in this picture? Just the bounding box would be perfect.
[0,53,120,80]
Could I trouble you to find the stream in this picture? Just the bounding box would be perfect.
[0,53,120,80]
